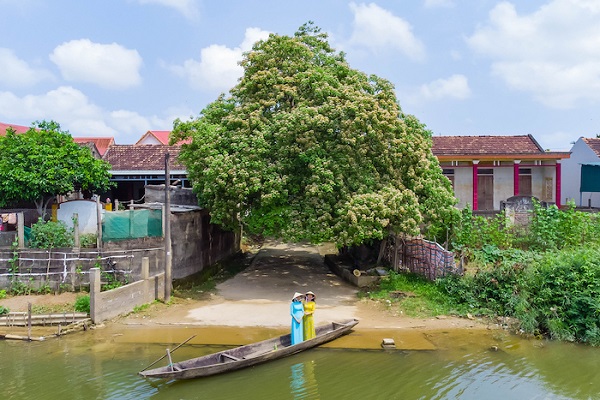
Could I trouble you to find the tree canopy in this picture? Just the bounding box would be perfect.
[172,23,457,246]
[0,120,113,216]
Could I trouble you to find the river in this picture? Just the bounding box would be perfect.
[2,325,599,399]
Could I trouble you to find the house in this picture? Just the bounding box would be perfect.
[561,137,600,207]
[432,135,570,211]
[102,145,188,203]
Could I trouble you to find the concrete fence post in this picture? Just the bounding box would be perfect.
[141,257,149,281]
[73,213,80,249]
[17,212,25,249]
[89,267,101,323]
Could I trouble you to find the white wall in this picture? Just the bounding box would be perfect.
[56,200,98,234]
[453,168,472,208]
[493,167,513,209]
[562,138,599,207]
[137,135,161,145]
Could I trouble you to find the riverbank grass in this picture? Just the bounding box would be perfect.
[364,271,469,318]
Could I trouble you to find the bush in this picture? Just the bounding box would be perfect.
[523,248,600,345]
[29,218,74,248]
[74,295,90,314]
[0,305,9,315]
[79,233,97,248]
[0,289,6,299]
[439,246,600,345]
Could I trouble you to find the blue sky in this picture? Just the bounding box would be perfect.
[1,0,599,150]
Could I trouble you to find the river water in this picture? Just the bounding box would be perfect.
[2,326,599,400]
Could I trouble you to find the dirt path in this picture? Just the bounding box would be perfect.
[117,241,489,331]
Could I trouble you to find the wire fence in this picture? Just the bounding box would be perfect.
[385,237,461,280]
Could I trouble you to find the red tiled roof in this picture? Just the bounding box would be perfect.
[582,138,600,158]
[73,137,115,156]
[136,130,171,145]
[136,130,191,145]
[431,135,545,156]
[0,122,29,135]
[102,145,185,171]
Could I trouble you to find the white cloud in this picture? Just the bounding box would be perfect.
[50,39,143,90]
[424,0,455,8]
[348,2,425,61]
[0,48,53,87]
[169,27,270,92]
[135,0,199,19]
[467,0,600,109]
[0,86,180,142]
[415,74,471,102]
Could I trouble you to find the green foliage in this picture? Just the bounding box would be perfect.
[0,289,6,299]
[172,22,457,247]
[524,248,600,345]
[0,120,113,216]
[79,233,97,248]
[35,283,52,295]
[439,246,600,345]
[0,306,9,315]
[10,280,31,295]
[529,200,596,250]
[450,201,600,253]
[74,295,90,314]
[29,218,74,248]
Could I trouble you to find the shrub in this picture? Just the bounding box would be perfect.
[29,218,74,248]
[74,295,90,314]
[523,248,600,345]
[79,233,97,248]
[0,305,9,315]
[0,289,6,299]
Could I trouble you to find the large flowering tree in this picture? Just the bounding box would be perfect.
[172,23,457,246]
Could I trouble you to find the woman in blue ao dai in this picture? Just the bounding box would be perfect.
[290,292,305,345]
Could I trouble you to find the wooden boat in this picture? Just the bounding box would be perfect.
[139,318,359,380]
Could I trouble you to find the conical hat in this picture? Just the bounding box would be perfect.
[292,292,303,300]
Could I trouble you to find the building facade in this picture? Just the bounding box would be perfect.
[432,135,570,211]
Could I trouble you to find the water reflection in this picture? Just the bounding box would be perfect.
[289,361,320,399]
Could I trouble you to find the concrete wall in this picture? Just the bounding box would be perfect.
[562,138,600,207]
[0,247,164,291]
[89,258,165,323]
[451,164,558,210]
[453,167,472,208]
[170,209,239,279]
[493,167,513,209]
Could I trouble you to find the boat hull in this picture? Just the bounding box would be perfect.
[139,318,359,380]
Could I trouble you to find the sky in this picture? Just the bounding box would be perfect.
[1,0,599,150]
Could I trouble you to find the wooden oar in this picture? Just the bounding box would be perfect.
[139,335,196,372]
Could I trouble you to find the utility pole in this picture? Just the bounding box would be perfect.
[164,153,172,302]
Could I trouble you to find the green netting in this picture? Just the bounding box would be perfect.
[102,209,163,241]
[23,225,32,244]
